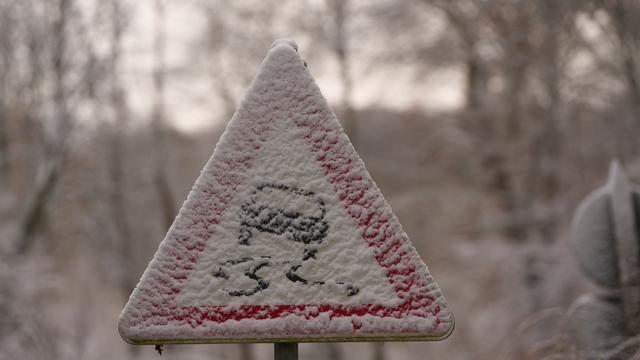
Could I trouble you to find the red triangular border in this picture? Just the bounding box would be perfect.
[119,42,453,343]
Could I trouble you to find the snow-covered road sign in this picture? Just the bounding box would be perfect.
[118,39,453,344]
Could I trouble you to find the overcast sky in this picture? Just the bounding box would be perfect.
[121,0,464,133]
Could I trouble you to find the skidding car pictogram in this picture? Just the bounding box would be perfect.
[212,183,359,297]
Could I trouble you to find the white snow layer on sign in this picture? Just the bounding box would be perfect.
[176,123,402,306]
[118,39,453,343]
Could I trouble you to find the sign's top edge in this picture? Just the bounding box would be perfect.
[271,38,299,52]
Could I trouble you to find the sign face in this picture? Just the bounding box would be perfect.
[118,39,453,344]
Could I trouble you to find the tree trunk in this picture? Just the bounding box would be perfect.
[330,0,357,148]
[611,1,640,129]
[152,0,176,231]
[0,104,8,188]
[107,0,137,297]
[527,0,562,243]
[327,343,341,360]
[372,342,385,360]
[239,344,254,360]
[17,0,74,254]
[0,8,12,188]
[17,157,62,253]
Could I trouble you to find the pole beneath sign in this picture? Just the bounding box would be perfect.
[274,343,298,360]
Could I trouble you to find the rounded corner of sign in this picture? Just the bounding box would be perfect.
[117,319,138,345]
[434,318,455,341]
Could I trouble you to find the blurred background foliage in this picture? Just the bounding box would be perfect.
[1,0,640,359]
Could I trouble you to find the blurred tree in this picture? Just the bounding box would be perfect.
[607,0,640,120]
[18,0,76,254]
[0,3,13,189]
[151,0,177,231]
[104,0,138,299]
[327,0,357,146]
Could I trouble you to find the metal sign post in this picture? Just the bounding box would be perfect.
[274,343,298,360]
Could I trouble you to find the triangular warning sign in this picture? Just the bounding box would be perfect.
[119,39,453,344]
